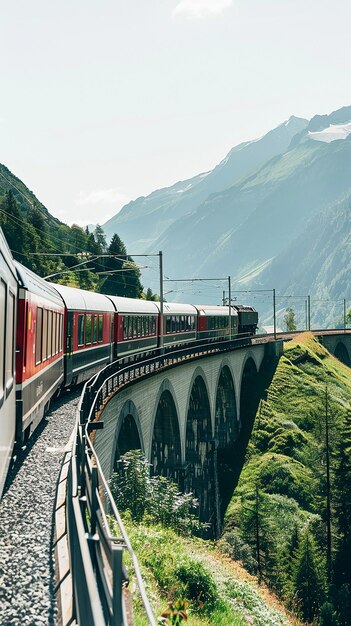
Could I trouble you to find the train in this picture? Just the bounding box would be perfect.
[0,228,258,497]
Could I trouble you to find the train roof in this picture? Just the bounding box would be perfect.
[233,304,257,313]
[0,228,17,282]
[105,295,159,314]
[194,305,238,317]
[50,282,115,312]
[154,301,198,315]
[15,262,64,307]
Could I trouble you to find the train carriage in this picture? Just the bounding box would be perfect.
[0,229,18,496]
[51,283,114,386]
[155,302,198,346]
[233,305,258,335]
[195,305,239,340]
[106,296,159,359]
[15,262,65,443]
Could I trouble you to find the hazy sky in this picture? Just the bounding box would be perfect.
[1,0,351,226]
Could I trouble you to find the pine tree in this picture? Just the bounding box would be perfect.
[94,224,107,253]
[291,529,326,622]
[240,486,276,584]
[332,406,351,624]
[284,307,297,331]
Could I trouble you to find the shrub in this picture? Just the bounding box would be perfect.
[219,530,258,574]
[110,450,205,535]
[174,560,218,611]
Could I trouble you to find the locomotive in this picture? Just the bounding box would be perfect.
[0,228,258,497]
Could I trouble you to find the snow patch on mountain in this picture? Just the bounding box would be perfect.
[308,122,351,143]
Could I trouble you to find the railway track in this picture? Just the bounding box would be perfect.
[0,392,79,626]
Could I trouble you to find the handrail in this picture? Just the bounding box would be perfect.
[65,328,350,624]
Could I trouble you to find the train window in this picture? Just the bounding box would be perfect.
[98,315,103,342]
[56,313,60,353]
[166,316,171,334]
[78,314,85,346]
[123,316,128,340]
[0,280,6,396]
[52,312,57,356]
[35,307,43,365]
[85,314,92,345]
[93,315,98,344]
[145,317,150,336]
[59,314,63,351]
[42,309,48,361]
[47,310,52,358]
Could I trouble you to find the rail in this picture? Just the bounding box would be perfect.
[65,328,350,624]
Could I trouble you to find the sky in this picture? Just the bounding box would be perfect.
[1,0,351,226]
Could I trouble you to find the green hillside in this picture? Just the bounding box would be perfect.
[223,333,351,624]
[0,163,147,298]
[119,519,301,626]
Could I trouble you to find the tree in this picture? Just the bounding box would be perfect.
[346,308,351,328]
[284,307,297,331]
[332,406,351,624]
[291,529,326,622]
[100,233,143,298]
[94,224,107,253]
[110,450,205,535]
[240,486,276,584]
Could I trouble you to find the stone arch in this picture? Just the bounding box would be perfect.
[214,364,239,532]
[151,382,182,481]
[111,400,144,474]
[334,342,351,367]
[185,373,214,527]
[214,364,238,448]
[239,355,259,426]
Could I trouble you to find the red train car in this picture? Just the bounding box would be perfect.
[50,283,114,386]
[195,305,239,340]
[15,262,65,443]
[106,296,159,359]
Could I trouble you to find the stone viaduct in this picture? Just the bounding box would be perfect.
[93,332,351,533]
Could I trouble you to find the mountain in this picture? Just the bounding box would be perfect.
[103,116,308,251]
[253,193,351,327]
[155,130,351,286]
[0,163,62,228]
[108,104,349,318]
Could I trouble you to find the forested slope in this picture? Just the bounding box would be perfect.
[223,333,351,624]
[0,164,152,298]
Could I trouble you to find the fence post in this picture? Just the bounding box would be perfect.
[90,465,98,535]
[112,546,124,626]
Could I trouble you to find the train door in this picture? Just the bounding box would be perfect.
[65,311,74,385]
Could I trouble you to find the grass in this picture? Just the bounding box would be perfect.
[112,517,300,626]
